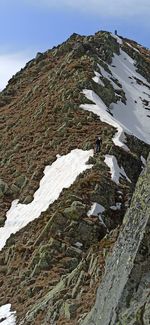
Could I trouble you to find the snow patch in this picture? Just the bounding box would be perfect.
[110,203,122,210]
[56,154,61,159]
[81,48,150,147]
[141,155,146,166]
[87,202,105,217]
[111,33,123,45]
[74,242,83,249]
[104,154,131,185]
[0,149,93,251]
[0,304,16,325]
[98,64,121,90]
[92,71,105,86]
[80,89,129,151]
[126,42,140,53]
[109,50,150,144]
[87,202,107,229]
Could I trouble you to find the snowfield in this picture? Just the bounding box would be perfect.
[0,304,16,325]
[0,149,93,251]
[81,89,130,150]
[81,48,150,147]
[109,49,150,144]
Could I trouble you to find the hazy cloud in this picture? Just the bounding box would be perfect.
[0,52,31,90]
[25,0,150,19]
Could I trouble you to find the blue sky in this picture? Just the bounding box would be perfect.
[0,0,149,89]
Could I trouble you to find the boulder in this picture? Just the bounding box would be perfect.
[64,300,78,319]
[64,201,86,221]
[14,175,27,189]
[23,195,33,204]
[10,184,20,194]
[75,219,106,247]
[63,257,79,271]
[72,42,86,58]
[0,178,9,196]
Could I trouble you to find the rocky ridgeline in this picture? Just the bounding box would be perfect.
[0,31,150,324]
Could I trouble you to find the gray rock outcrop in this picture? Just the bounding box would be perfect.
[82,153,150,325]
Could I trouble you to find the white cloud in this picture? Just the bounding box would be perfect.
[26,0,150,19]
[0,52,32,90]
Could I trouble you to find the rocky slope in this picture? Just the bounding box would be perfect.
[0,31,150,324]
[82,153,150,325]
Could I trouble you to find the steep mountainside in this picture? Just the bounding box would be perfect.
[0,31,150,324]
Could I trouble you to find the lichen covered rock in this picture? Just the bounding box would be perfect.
[82,153,150,325]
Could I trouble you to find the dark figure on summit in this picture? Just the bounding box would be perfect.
[95,137,102,153]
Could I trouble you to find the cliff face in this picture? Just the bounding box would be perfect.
[0,31,150,324]
[82,153,150,325]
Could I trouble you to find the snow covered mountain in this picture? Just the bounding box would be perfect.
[0,31,149,324]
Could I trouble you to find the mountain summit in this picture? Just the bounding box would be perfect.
[0,31,150,324]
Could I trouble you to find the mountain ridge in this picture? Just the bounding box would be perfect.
[0,30,150,324]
